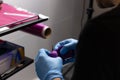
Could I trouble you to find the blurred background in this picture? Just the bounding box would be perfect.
[1,0,113,80]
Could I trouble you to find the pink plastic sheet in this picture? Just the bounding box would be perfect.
[0,3,38,27]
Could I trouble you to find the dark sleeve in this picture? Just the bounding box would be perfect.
[71,19,120,80]
[71,20,98,80]
[76,20,98,64]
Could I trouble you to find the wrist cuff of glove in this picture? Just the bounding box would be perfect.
[45,70,64,80]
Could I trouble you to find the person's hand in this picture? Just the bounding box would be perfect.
[54,38,78,64]
[35,48,64,80]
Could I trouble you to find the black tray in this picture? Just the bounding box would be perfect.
[0,17,48,37]
[0,57,34,80]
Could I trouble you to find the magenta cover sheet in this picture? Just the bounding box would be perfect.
[0,3,39,28]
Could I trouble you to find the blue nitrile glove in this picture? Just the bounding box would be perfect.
[54,38,78,64]
[35,48,64,80]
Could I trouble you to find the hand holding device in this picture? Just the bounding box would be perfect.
[35,48,63,80]
[50,46,75,64]
[51,38,78,64]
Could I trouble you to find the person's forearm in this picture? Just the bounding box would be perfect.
[53,78,61,80]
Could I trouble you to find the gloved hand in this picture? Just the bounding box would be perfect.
[35,48,64,80]
[54,38,78,64]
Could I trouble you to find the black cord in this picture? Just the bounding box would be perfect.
[87,0,94,20]
[62,0,87,77]
[62,0,94,78]
[80,0,86,29]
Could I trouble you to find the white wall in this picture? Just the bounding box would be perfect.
[1,0,84,80]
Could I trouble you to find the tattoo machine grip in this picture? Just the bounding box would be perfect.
[50,46,74,60]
